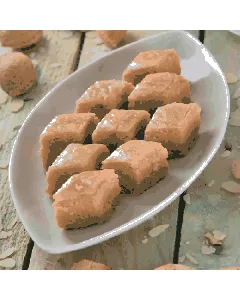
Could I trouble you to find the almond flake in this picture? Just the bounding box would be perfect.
[220,150,231,158]
[179,256,186,263]
[141,238,148,244]
[148,224,169,238]
[0,231,12,239]
[50,63,61,68]
[208,180,215,187]
[186,253,198,265]
[213,230,226,241]
[10,99,24,113]
[0,248,15,260]
[225,73,238,84]
[232,160,240,180]
[183,194,191,205]
[0,89,8,104]
[221,181,240,193]
[0,258,16,269]
[0,160,9,169]
[205,232,221,245]
[201,245,216,255]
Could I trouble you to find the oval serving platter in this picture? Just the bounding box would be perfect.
[9,31,229,254]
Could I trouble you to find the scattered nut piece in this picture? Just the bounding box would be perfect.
[233,88,240,99]
[148,224,169,238]
[10,99,24,113]
[201,245,216,255]
[0,231,12,239]
[0,258,16,269]
[221,181,240,193]
[50,63,61,68]
[183,194,191,205]
[141,237,148,244]
[220,150,231,158]
[179,256,186,263]
[0,247,15,260]
[213,230,226,241]
[232,159,240,180]
[208,180,215,187]
[205,232,222,245]
[225,73,238,84]
[185,253,198,265]
[0,160,9,169]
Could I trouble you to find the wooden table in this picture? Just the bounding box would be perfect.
[0,30,239,270]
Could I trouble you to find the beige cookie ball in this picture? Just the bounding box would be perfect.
[0,30,43,49]
[0,52,36,96]
[96,30,127,48]
[155,264,193,270]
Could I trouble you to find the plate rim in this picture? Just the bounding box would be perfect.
[8,30,230,254]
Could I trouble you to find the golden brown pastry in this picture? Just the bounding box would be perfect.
[96,30,127,48]
[0,30,43,49]
[155,264,193,270]
[40,113,99,169]
[92,109,150,149]
[145,103,201,157]
[72,259,110,270]
[102,140,168,194]
[53,169,121,229]
[122,49,181,86]
[75,80,134,120]
[128,72,191,113]
[0,52,36,96]
[46,144,109,196]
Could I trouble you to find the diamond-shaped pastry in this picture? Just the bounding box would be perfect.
[46,144,109,196]
[144,103,201,156]
[75,80,134,119]
[122,49,181,86]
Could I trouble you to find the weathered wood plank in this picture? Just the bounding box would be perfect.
[29,30,199,270]
[0,30,82,269]
[180,30,240,269]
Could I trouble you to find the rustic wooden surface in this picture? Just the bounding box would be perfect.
[180,30,240,269]
[0,30,82,269]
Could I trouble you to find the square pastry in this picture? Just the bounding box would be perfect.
[72,259,110,270]
[128,73,191,114]
[40,113,99,169]
[46,144,109,196]
[75,80,134,119]
[145,103,201,156]
[92,109,150,150]
[101,140,168,194]
[53,169,121,229]
[122,49,181,86]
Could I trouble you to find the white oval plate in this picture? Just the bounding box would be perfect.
[9,31,229,254]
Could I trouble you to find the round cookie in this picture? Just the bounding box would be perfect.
[0,52,36,96]
[155,264,193,270]
[0,30,43,49]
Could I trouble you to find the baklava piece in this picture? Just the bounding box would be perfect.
[102,140,168,194]
[72,259,110,270]
[92,109,150,150]
[53,169,121,229]
[40,113,99,169]
[128,72,191,114]
[96,30,127,48]
[145,103,201,157]
[122,49,181,86]
[46,144,109,196]
[75,80,134,120]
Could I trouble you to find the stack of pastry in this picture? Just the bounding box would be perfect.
[39,48,201,230]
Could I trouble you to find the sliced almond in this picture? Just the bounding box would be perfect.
[0,247,15,260]
[221,181,240,193]
[233,88,240,99]
[50,63,61,68]
[225,73,238,84]
[220,150,231,158]
[183,194,191,205]
[179,256,186,263]
[186,253,198,265]
[232,159,240,180]
[10,99,24,113]
[148,224,169,238]
[0,231,12,239]
[201,245,216,255]
[213,230,226,241]
[205,232,222,245]
[207,180,215,187]
[0,258,16,269]
[0,160,9,169]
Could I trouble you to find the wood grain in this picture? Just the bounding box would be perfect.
[0,30,82,269]
[180,30,240,269]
